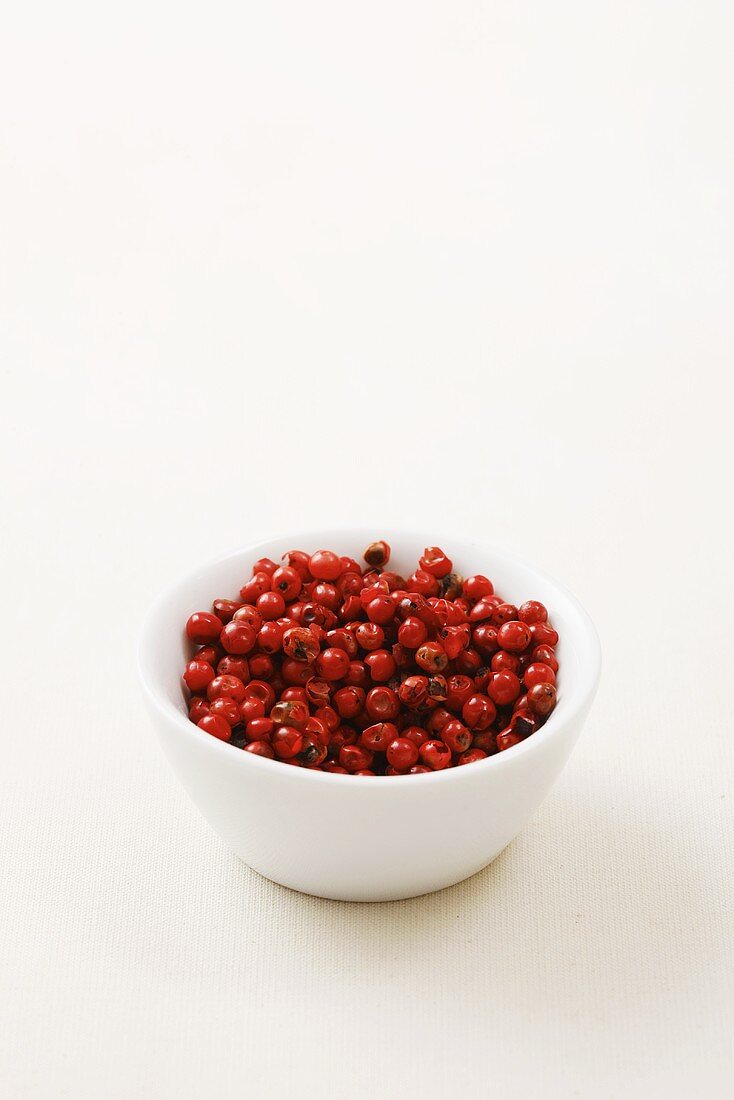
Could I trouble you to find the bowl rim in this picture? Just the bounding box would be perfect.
[137,528,601,787]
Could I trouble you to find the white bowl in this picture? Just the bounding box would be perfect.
[138,529,601,901]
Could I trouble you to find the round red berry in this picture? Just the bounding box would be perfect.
[183,659,215,692]
[419,739,452,770]
[365,686,400,721]
[497,620,532,653]
[186,611,224,644]
[523,663,556,689]
[386,737,419,770]
[244,740,275,759]
[316,647,350,681]
[487,670,522,706]
[309,550,342,581]
[220,620,257,655]
[197,713,232,741]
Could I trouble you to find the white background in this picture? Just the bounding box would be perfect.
[2,2,733,1097]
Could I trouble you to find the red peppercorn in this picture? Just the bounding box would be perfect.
[398,675,429,707]
[308,550,342,581]
[355,622,385,651]
[398,616,428,648]
[239,571,271,603]
[363,540,391,568]
[243,680,277,709]
[233,604,263,632]
[491,650,520,673]
[496,729,522,752]
[527,682,557,717]
[440,624,471,659]
[183,659,216,693]
[455,647,483,676]
[271,565,302,601]
[497,620,532,653]
[282,550,311,580]
[217,655,250,682]
[338,570,364,596]
[197,713,231,741]
[304,716,328,741]
[256,590,286,621]
[339,744,374,772]
[282,627,319,663]
[207,674,247,703]
[193,644,221,666]
[305,676,331,706]
[246,716,274,741]
[471,623,499,657]
[386,737,419,770]
[409,765,432,774]
[220,620,257,655]
[186,611,224,644]
[281,658,313,686]
[461,693,497,731]
[360,722,397,752]
[490,603,519,627]
[244,740,275,759]
[529,622,559,647]
[253,557,278,578]
[462,575,494,601]
[323,628,357,658]
[415,641,448,674]
[443,674,474,712]
[487,670,522,706]
[531,644,558,672]
[272,726,303,758]
[271,699,309,728]
[188,696,211,724]
[239,696,265,723]
[209,696,241,727]
[407,569,440,596]
[442,720,472,754]
[518,600,548,624]
[471,730,496,754]
[458,748,488,765]
[344,660,369,687]
[298,736,328,766]
[365,686,400,721]
[427,674,448,702]
[419,740,452,770]
[426,708,451,737]
[523,663,556,689]
[364,649,397,682]
[257,621,284,654]
[364,594,395,626]
[332,685,365,719]
[315,705,339,732]
[211,598,242,624]
[248,653,275,680]
[419,546,453,578]
[311,582,340,611]
[315,647,350,681]
[468,597,495,623]
[509,709,536,737]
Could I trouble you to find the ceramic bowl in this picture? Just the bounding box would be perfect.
[138,529,601,901]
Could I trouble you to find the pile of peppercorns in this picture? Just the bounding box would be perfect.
[182,542,559,775]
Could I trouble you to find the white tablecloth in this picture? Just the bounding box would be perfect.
[2,2,732,1096]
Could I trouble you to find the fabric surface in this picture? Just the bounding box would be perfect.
[1,2,733,1096]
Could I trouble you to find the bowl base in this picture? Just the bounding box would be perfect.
[239,850,506,903]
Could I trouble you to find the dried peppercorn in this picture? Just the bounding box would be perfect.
[181,541,560,771]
